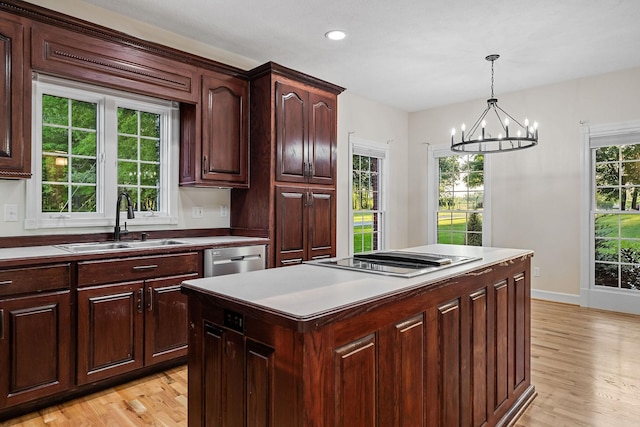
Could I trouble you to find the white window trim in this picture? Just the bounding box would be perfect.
[427,144,492,246]
[580,120,640,314]
[26,74,179,230]
[348,135,389,255]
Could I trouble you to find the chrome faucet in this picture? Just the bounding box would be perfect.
[114,191,135,241]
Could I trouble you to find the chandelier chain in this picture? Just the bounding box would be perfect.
[490,58,495,98]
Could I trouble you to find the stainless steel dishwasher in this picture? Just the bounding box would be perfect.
[203,245,266,277]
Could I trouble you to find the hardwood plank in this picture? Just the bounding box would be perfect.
[2,300,639,426]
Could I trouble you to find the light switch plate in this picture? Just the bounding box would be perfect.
[4,204,18,222]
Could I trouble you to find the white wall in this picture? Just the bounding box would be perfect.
[409,67,640,299]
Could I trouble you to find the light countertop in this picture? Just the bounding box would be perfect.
[0,235,268,262]
[182,244,533,321]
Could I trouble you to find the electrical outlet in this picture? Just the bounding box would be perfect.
[191,206,204,218]
[219,205,229,217]
[533,267,541,277]
[4,204,18,222]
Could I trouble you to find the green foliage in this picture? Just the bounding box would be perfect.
[466,213,483,246]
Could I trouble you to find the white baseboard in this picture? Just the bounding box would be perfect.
[531,289,581,305]
[579,288,640,315]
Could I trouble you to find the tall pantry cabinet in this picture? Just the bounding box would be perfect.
[231,63,344,268]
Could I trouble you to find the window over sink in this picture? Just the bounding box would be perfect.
[26,75,179,230]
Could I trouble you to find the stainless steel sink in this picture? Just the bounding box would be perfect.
[55,239,189,253]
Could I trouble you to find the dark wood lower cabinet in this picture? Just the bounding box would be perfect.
[77,273,196,384]
[185,255,534,426]
[0,291,71,408]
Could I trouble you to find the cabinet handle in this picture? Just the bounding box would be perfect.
[308,192,314,207]
[147,287,153,312]
[0,280,12,286]
[308,162,313,177]
[0,309,3,340]
[281,258,302,266]
[137,288,143,313]
[203,155,208,174]
[132,264,158,271]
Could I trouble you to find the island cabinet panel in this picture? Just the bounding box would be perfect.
[184,253,533,426]
[334,334,377,427]
[0,291,71,408]
[0,13,29,179]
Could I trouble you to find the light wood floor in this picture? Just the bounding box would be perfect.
[2,299,639,426]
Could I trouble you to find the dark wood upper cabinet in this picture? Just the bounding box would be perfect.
[231,63,344,267]
[275,82,337,185]
[30,21,200,103]
[0,14,29,179]
[180,72,249,188]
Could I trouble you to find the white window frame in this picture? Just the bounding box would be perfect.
[427,145,491,246]
[348,135,389,255]
[580,121,640,314]
[26,74,179,230]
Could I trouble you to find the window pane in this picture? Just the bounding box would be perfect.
[140,112,160,138]
[118,108,138,134]
[595,238,618,262]
[595,163,619,186]
[140,163,159,186]
[71,157,97,184]
[118,161,138,185]
[595,146,619,162]
[42,184,68,213]
[594,262,618,288]
[621,144,640,161]
[42,127,68,154]
[42,95,68,126]
[595,214,618,237]
[71,100,97,129]
[72,130,96,157]
[595,188,619,210]
[42,155,68,182]
[622,161,640,185]
[119,136,138,160]
[620,214,640,238]
[140,139,160,162]
[140,187,158,212]
[71,186,97,212]
[621,264,640,290]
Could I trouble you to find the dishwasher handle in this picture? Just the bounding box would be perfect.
[212,254,262,264]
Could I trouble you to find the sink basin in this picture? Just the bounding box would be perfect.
[55,239,189,253]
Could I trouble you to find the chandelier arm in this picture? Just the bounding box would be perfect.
[467,106,491,138]
[490,106,507,133]
[494,104,526,129]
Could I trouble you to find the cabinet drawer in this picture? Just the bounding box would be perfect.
[0,264,70,297]
[77,252,199,287]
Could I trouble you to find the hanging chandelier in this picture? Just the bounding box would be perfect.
[450,54,538,153]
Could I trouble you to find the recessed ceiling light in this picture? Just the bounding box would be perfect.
[325,30,346,41]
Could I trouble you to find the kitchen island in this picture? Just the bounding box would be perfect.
[181,244,536,426]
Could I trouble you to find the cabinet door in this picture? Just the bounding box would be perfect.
[200,73,249,187]
[307,188,336,260]
[0,15,29,178]
[308,91,337,185]
[275,82,308,183]
[0,291,70,407]
[77,282,145,385]
[144,273,197,366]
[275,186,307,266]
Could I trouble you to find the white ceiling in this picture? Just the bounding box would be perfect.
[83,0,640,112]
